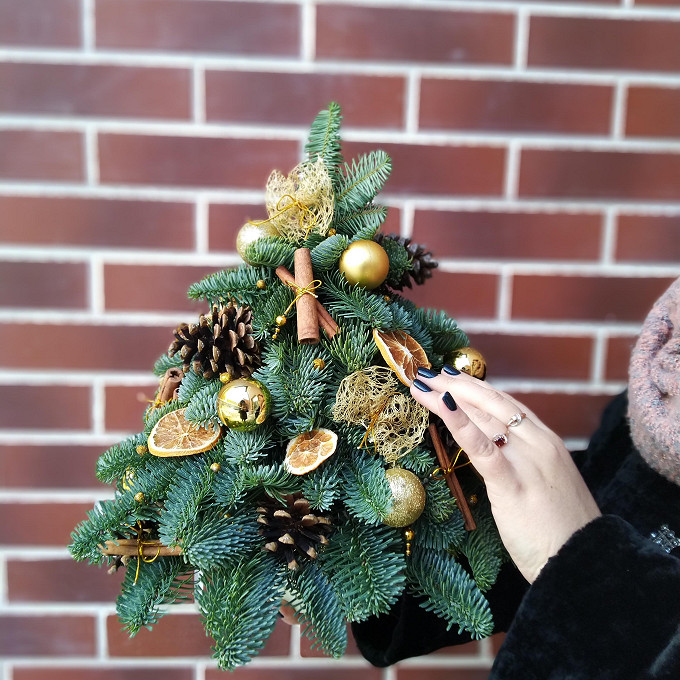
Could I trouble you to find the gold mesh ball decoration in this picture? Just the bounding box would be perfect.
[264,157,334,241]
[383,468,426,527]
[332,366,429,464]
[444,346,487,380]
[217,376,271,432]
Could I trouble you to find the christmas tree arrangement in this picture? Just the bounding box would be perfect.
[70,104,505,670]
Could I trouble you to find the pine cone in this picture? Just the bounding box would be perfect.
[375,233,438,290]
[168,302,261,380]
[257,493,332,570]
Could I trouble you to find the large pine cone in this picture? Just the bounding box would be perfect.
[257,493,332,570]
[375,233,438,290]
[168,302,261,380]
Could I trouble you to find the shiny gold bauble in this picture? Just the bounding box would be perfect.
[444,346,487,380]
[216,377,271,432]
[236,222,280,264]
[338,239,390,289]
[383,468,426,528]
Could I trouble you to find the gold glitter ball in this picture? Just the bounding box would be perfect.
[383,468,426,527]
[313,358,326,370]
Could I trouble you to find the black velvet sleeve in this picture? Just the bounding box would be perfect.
[489,515,680,680]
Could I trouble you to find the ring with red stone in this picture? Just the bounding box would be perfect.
[506,412,527,428]
[492,433,509,447]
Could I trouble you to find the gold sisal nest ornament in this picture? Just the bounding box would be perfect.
[261,157,334,241]
[332,366,429,464]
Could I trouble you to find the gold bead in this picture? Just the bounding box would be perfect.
[219,372,233,384]
[338,240,390,289]
[328,228,336,236]
[134,492,145,503]
[403,528,415,541]
[313,358,326,370]
[276,315,287,327]
[467,494,478,507]
[256,279,267,290]
[135,445,147,456]
[210,462,222,473]
[383,295,391,302]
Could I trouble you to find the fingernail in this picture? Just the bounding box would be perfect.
[417,367,437,379]
[442,391,457,411]
[442,364,461,376]
[413,379,432,393]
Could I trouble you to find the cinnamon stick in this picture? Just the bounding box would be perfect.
[157,367,184,403]
[100,539,182,558]
[293,248,320,345]
[428,423,476,531]
[274,265,339,339]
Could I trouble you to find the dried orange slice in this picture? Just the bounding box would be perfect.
[284,428,338,475]
[373,329,431,385]
[148,408,221,457]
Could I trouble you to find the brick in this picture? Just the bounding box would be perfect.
[528,16,680,72]
[0,260,88,309]
[343,142,505,197]
[0,502,94,546]
[107,613,290,657]
[0,63,191,119]
[0,444,105,489]
[396,670,489,680]
[406,272,498,319]
[0,196,194,250]
[518,149,680,201]
[14,669,193,680]
[605,336,638,382]
[96,0,299,55]
[0,323,173,371]
[616,214,680,263]
[420,78,612,135]
[636,0,680,4]
[206,71,404,128]
[471,333,594,380]
[511,275,676,322]
[0,130,83,182]
[8,558,124,603]
[513,392,615,439]
[0,0,80,47]
[0,615,95,656]
[316,6,514,65]
[626,85,680,138]
[209,203,401,252]
[208,669,382,680]
[412,210,602,261]
[105,384,157,433]
[104,264,216,312]
[0,384,90,430]
[99,134,298,188]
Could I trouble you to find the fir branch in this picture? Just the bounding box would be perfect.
[323,270,394,328]
[389,296,433,356]
[335,151,392,213]
[184,381,222,429]
[325,319,376,376]
[398,446,436,476]
[196,554,285,670]
[407,548,494,639]
[243,236,296,269]
[116,557,192,636]
[288,562,347,657]
[341,452,392,525]
[153,352,183,377]
[305,102,344,184]
[96,434,147,485]
[142,400,183,435]
[187,265,272,305]
[413,511,466,552]
[301,463,342,511]
[212,463,247,509]
[177,370,214,406]
[310,233,350,272]
[221,423,274,466]
[415,308,469,357]
[250,281,296,340]
[320,519,405,622]
[380,237,413,289]
[240,464,300,503]
[422,476,459,524]
[332,205,387,238]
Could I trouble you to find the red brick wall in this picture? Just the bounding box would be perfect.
[2,1,680,677]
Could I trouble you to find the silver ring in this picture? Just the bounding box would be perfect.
[506,412,527,428]
[492,433,508,448]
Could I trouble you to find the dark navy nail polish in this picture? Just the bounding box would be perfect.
[417,367,437,379]
[442,391,457,411]
[413,379,432,393]
[442,364,461,376]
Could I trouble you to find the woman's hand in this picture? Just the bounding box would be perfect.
[411,369,601,584]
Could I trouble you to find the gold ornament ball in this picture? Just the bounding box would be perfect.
[236,222,280,264]
[444,346,487,380]
[383,468,426,528]
[339,239,390,289]
[217,377,271,432]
